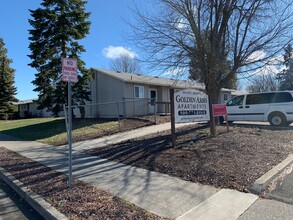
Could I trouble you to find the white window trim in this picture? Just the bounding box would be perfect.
[223,93,229,102]
[134,85,144,98]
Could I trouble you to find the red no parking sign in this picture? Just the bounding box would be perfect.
[62,58,78,83]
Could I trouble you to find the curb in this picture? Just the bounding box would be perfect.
[0,166,68,220]
[250,154,293,194]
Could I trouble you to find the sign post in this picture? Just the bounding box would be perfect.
[62,58,78,188]
[212,104,229,133]
[170,89,176,147]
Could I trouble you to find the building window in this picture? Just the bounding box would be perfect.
[134,86,144,98]
[223,93,229,102]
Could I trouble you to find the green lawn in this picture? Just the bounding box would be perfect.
[0,118,119,145]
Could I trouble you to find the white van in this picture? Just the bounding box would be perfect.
[222,91,293,126]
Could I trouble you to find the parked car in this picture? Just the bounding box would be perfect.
[220,91,293,126]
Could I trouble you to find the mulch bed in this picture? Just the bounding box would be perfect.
[0,147,168,220]
[86,124,293,192]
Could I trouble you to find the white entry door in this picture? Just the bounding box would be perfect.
[148,89,157,113]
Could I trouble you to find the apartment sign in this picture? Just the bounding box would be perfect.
[62,58,78,83]
[174,89,210,123]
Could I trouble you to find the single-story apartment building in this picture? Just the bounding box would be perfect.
[14,99,53,118]
[82,68,235,118]
[15,68,237,119]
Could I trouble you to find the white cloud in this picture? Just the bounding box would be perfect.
[163,68,181,77]
[102,46,138,59]
[267,55,283,65]
[256,65,280,75]
[246,51,266,63]
[163,67,187,78]
[243,51,286,77]
[176,18,187,29]
[253,54,285,76]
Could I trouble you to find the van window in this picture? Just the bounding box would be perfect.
[227,95,244,106]
[246,93,273,105]
[271,92,293,103]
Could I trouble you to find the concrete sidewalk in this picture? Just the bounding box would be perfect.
[1,122,290,219]
[0,132,219,219]
[73,122,195,151]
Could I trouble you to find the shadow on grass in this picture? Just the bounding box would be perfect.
[0,118,115,142]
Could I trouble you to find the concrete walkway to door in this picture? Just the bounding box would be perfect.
[72,121,194,151]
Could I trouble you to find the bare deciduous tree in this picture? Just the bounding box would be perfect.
[128,0,293,135]
[247,74,279,93]
[109,53,141,73]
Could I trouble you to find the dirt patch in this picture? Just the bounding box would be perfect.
[0,147,168,220]
[86,124,293,192]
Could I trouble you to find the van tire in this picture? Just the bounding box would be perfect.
[268,112,287,126]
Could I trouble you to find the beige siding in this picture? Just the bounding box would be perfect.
[97,72,125,102]
[85,75,97,118]
[158,87,170,114]
[84,70,125,118]
[124,82,148,116]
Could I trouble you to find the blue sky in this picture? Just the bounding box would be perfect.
[0,1,143,100]
[1,1,288,100]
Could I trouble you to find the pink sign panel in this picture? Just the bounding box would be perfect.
[212,104,227,116]
[62,58,78,83]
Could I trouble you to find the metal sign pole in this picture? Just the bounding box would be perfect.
[62,57,77,189]
[68,81,73,188]
[170,89,176,147]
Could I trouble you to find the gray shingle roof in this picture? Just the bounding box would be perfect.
[92,68,235,92]
[91,68,206,90]
[13,99,36,105]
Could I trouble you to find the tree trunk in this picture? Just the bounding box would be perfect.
[207,93,218,135]
[206,79,220,136]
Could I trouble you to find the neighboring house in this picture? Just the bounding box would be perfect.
[14,99,53,118]
[82,68,234,118]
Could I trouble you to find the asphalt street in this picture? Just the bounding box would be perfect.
[0,177,43,220]
[269,168,293,204]
[238,198,293,220]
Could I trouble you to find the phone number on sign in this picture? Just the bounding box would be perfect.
[178,110,207,116]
